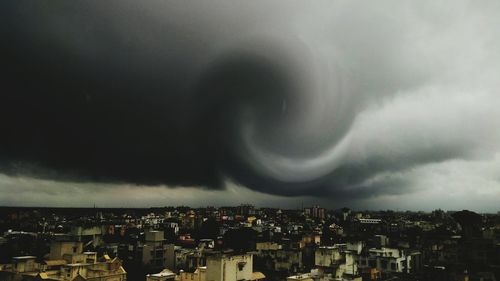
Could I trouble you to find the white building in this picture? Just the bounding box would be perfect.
[206,254,253,281]
[152,253,265,281]
[147,269,176,281]
[315,246,343,267]
[355,247,418,273]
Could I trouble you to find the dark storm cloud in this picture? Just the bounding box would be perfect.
[1,1,227,187]
[1,0,500,202]
[0,1,326,191]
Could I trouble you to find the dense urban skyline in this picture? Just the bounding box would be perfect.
[1,1,500,211]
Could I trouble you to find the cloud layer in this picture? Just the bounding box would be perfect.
[1,1,500,207]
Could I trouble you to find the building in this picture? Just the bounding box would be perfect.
[314,246,359,280]
[287,269,362,281]
[300,234,321,248]
[238,205,256,216]
[355,247,420,274]
[141,229,175,270]
[287,273,314,281]
[315,246,343,267]
[304,206,326,220]
[151,253,264,281]
[0,240,127,281]
[69,226,104,247]
[146,269,176,281]
[206,253,254,281]
[256,242,282,251]
[255,242,303,274]
[49,241,82,259]
[178,266,207,281]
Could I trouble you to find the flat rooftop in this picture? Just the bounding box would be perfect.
[13,256,37,260]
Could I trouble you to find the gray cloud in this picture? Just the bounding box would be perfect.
[1,1,500,208]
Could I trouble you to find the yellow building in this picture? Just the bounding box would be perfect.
[0,241,127,281]
[178,266,206,281]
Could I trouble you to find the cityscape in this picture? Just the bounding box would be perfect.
[2,1,500,281]
[0,205,499,281]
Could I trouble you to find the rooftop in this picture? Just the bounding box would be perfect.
[148,269,176,277]
[13,256,37,260]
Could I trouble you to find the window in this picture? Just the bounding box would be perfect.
[237,262,246,271]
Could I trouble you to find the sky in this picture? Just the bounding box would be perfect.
[1,1,500,211]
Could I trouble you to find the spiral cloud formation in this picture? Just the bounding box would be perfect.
[1,1,500,207]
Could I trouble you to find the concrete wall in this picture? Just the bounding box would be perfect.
[49,241,83,260]
[256,242,282,251]
[165,244,176,270]
[206,254,253,281]
[315,247,342,267]
[146,230,164,242]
